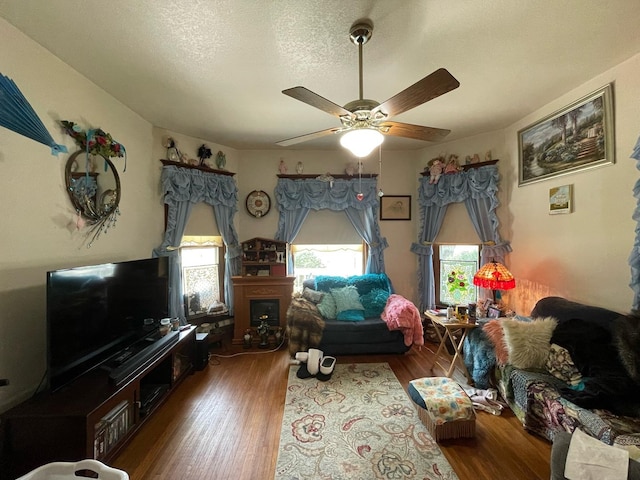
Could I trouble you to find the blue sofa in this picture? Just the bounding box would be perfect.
[286,274,410,356]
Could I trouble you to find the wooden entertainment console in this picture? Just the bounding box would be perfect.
[0,327,196,479]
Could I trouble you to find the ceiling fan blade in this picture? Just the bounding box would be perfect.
[276,127,343,147]
[372,68,460,118]
[282,87,352,118]
[381,121,451,142]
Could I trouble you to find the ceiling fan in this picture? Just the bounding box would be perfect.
[277,20,460,157]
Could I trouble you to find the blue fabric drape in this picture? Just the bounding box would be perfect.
[412,165,509,310]
[629,135,640,310]
[212,202,242,310]
[154,166,240,318]
[274,207,311,274]
[274,177,387,273]
[344,206,388,272]
[410,204,448,311]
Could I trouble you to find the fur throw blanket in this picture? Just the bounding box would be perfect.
[381,294,424,347]
[552,315,640,416]
[286,293,325,355]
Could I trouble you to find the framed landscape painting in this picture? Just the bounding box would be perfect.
[518,84,614,186]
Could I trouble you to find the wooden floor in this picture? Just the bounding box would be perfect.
[111,338,551,480]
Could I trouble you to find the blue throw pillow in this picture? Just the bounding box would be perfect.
[346,273,392,295]
[331,285,365,322]
[360,288,390,318]
[316,291,337,319]
[336,309,365,322]
[315,275,348,292]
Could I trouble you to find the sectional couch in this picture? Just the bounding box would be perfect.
[464,296,640,456]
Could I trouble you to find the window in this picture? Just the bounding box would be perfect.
[435,244,480,306]
[291,243,365,292]
[180,236,226,317]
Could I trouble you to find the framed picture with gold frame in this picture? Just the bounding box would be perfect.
[549,184,572,215]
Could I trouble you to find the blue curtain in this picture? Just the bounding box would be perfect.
[412,165,509,310]
[274,177,387,273]
[629,135,640,310]
[154,165,241,318]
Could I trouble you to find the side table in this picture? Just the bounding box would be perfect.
[424,311,477,382]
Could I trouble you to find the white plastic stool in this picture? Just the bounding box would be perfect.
[16,459,129,480]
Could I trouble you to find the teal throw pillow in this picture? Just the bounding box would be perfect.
[360,288,390,318]
[331,285,365,322]
[337,309,365,322]
[315,275,348,292]
[317,291,337,319]
[346,273,392,296]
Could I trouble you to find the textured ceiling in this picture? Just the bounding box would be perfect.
[1,0,640,152]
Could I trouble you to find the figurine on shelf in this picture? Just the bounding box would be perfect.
[444,154,462,174]
[165,137,180,162]
[197,144,212,167]
[345,163,356,176]
[257,320,270,349]
[278,159,288,174]
[485,150,492,162]
[215,150,226,170]
[243,329,252,348]
[428,159,444,184]
[296,161,304,174]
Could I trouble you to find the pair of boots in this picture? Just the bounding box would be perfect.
[295,349,336,381]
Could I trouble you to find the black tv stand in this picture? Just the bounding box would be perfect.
[0,327,196,480]
[105,330,180,386]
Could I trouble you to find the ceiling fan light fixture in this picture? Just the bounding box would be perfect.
[340,128,384,157]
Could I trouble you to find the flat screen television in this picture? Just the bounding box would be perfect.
[46,256,169,391]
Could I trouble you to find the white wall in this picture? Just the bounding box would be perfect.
[0,19,161,411]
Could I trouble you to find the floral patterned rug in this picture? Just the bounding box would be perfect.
[274,362,459,480]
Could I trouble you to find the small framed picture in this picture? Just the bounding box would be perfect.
[380,195,411,221]
[487,306,501,319]
[482,298,493,311]
[549,184,572,215]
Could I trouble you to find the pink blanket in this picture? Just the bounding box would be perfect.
[381,294,424,347]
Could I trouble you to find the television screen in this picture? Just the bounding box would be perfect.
[46,257,169,391]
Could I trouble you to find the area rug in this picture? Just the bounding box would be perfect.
[274,362,459,480]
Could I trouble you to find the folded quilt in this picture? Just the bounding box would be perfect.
[381,294,424,347]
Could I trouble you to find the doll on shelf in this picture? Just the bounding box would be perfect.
[444,154,462,174]
[428,159,444,184]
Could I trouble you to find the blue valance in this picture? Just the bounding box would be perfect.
[162,165,238,209]
[275,177,379,210]
[418,165,500,207]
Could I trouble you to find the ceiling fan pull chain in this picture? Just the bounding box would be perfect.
[358,41,364,101]
[378,145,384,197]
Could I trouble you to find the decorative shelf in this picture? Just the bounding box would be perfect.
[160,159,235,176]
[277,173,378,179]
[420,159,498,176]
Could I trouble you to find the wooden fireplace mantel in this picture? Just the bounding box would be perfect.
[231,276,295,346]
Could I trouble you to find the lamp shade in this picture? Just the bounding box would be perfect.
[340,128,384,157]
[473,261,516,291]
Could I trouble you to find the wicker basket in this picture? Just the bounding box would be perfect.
[416,404,476,441]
